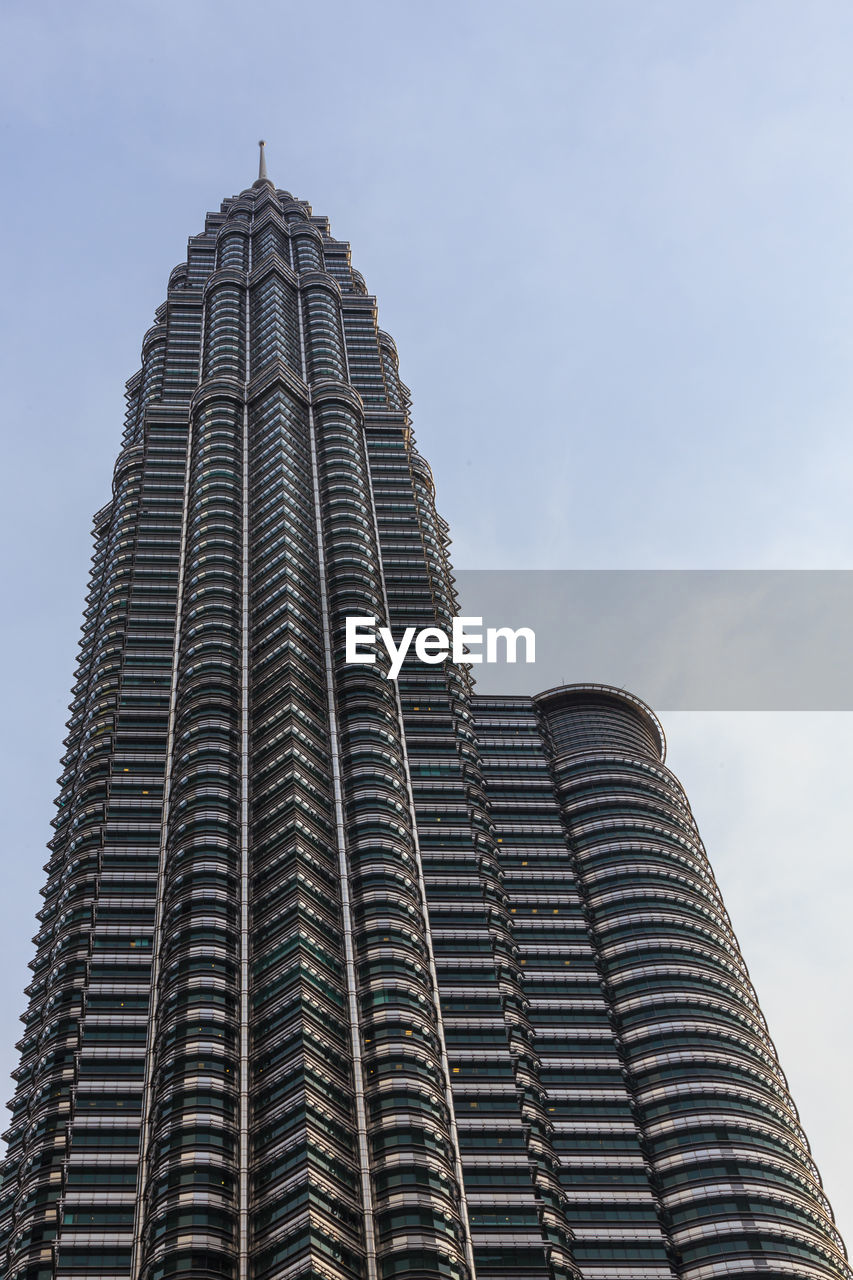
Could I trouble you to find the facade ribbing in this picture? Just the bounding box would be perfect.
[0,162,848,1280]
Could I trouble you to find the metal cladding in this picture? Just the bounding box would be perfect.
[0,169,849,1280]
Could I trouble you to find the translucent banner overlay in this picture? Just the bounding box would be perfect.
[454,570,853,710]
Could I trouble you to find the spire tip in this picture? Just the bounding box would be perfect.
[257,140,270,186]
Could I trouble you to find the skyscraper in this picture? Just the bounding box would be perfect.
[0,148,848,1280]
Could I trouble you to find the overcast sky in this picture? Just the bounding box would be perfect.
[1,0,851,1245]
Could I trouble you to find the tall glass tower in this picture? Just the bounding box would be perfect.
[0,149,848,1280]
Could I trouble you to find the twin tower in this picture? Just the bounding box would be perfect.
[0,156,848,1280]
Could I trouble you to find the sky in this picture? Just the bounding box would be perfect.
[0,0,851,1245]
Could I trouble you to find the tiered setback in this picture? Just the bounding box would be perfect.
[0,173,848,1280]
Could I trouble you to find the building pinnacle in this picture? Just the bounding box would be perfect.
[256,139,272,187]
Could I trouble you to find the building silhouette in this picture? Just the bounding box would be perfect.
[0,147,848,1280]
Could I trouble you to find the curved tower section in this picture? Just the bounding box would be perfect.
[535,684,850,1280]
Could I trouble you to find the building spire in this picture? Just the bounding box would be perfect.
[255,139,272,188]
